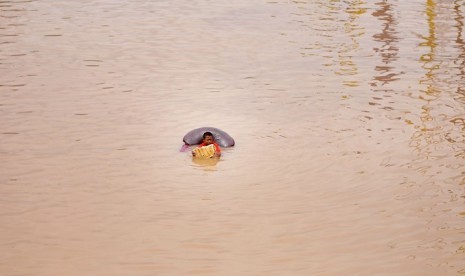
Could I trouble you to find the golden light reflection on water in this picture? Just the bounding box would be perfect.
[191,156,220,170]
[1,0,465,275]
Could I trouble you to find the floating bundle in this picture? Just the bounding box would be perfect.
[193,144,216,158]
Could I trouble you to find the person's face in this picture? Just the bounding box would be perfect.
[203,135,214,145]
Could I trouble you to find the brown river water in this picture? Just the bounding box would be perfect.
[1,0,465,275]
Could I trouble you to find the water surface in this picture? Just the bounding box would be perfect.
[1,0,465,275]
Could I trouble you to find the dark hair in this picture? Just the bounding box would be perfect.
[203,131,214,139]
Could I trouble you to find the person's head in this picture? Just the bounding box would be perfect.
[202,132,215,145]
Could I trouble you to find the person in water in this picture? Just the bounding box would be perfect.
[192,131,221,158]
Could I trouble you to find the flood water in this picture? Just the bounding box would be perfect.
[1,0,465,275]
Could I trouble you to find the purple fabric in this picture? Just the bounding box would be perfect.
[179,144,190,152]
[183,127,235,148]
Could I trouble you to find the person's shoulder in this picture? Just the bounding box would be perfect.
[213,142,221,151]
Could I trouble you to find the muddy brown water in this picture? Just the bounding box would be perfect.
[1,0,465,275]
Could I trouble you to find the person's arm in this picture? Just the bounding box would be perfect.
[213,143,221,157]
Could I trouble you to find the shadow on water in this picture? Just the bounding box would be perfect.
[370,0,402,92]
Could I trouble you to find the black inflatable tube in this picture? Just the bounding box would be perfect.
[183,127,235,148]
